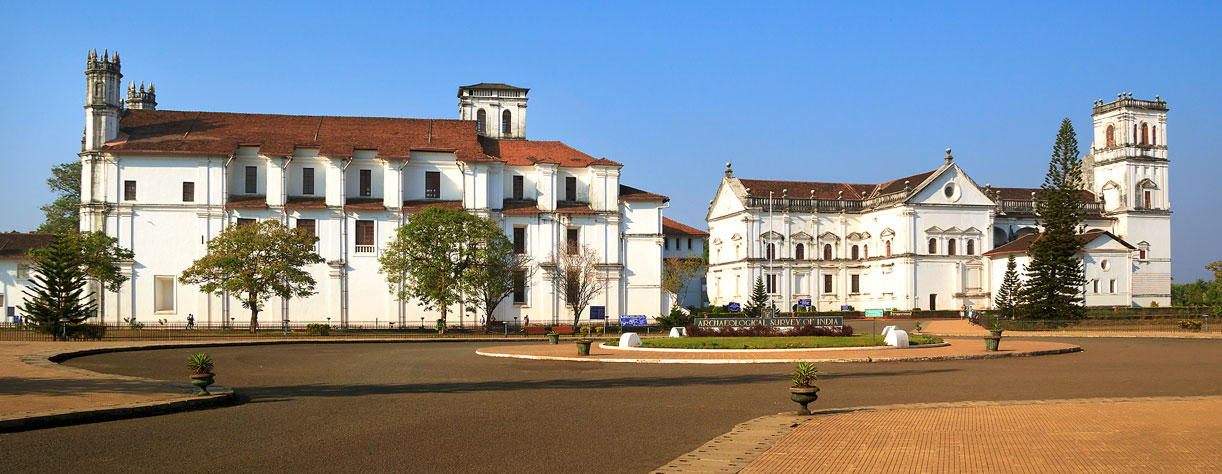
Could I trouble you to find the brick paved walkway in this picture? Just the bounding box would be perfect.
[736,396,1222,473]
[923,319,1222,339]
[477,338,1081,363]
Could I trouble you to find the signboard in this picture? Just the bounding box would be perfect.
[762,307,777,318]
[864,309,885,318]
[694,316,844,328]
[840,305,852,311]
[798,299,812,308]
[589,306,606,320]
[620,315,648,327]
[727,302,741,312]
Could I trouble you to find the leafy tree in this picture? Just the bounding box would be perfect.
[21,236,95,340]
[550,242,604,329]
[379,207,495,333]
[743,276,768,317]
[30,231,134,321]
[994,253,1022,320]
[1020,118,1086,321]
[37,161,81,234]
[465,228,534,331]
[180,220,323,332]
[1208,261,1222,282]
[661,256,705,308]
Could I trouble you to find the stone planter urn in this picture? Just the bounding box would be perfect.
[190,372,215,395]
[575,339,594,356]
[548,333,560,344]
[790,386,820,415]
[985,329,1003,351]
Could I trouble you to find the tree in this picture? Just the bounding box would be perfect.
[1020,118,1086,321]
[38,161,82,234]
[181,220,323,332]
[29,231,134,322]
[21,236,95,340]
[661,256,705,308]
[379,207,497,333]
[550,243,604,329]
[465,229,534,331]
[994,253,1022,320]
[743,276,768,317]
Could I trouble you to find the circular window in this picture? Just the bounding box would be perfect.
[943,182,960,201]
[1100,259,1110,271]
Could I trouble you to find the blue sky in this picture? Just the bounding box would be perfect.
[1,1,1218,281]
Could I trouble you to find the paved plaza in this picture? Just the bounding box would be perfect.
[1,336,1220,472]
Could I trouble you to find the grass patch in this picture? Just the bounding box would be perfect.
[630,335,889,350]
[908,335,944,345]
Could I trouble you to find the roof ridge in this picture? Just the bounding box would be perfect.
[135,108,475,123]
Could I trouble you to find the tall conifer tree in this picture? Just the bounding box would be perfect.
[22,236,95,340]
[995,253,1022,320]
[1020,118,1086,321]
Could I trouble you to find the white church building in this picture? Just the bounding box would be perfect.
[76,50,669,327]
[706,94,1171,311]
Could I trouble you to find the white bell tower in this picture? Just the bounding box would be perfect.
[84,49,123,151]
[1085,93,1171,307]
[457,83,528,139]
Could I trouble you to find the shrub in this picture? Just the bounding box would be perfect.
[908,335,944,345]
[187,352,214,374]
[791,363,818,387]
[306,323,330,336]
[913,321,923,332]
[1178,320,1203,332]
[69,323,107,340]
[656,307,696,329]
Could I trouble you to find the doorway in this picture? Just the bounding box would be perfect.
[929,294,937,311]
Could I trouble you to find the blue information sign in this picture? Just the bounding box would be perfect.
[840,305,853,311]
[590,306,606,320]
[727,302,741,312]
[798,299,812,308]
[620,315,648,327]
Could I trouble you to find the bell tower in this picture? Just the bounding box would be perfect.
[457,83,528,139]
[1086,93,1171,306]
[84,49,123,151]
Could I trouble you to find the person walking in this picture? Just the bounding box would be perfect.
[186,313,195,329]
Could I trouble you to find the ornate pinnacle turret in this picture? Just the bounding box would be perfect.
[944,148,953,165]
[724,162,733,178]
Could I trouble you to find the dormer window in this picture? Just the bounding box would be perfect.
[245,166,258,194]
[359,169,372,197]
[425,171,440,199]
[512,175,524,200]
[565,177,577,201]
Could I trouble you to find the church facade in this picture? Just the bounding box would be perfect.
[77,51,669,327]
[706,95,1171,311]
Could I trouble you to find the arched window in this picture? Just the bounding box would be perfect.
[851,245,860,260]
[966,239,975,255]
[928,238,937,254]
[1141,123,1149,145]
[476,109,487,133]
[1106,125,1115,147]
[947,239,956,256]
[94,82,103,99]
[795,243,805,260]
[885,241,892,257]
[1133,124,1138,144]
[1152,126,1157,146]
[863,244,869,259]
[766,243,776,260]
[823,244,832,260]
[502,110,512,134]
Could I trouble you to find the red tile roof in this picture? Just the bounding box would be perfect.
[481,137,621,167]
[618,184,669,202]
[738,178,876,200]
[501,200,542,215]
[662,217,708,236]
[982,230,1135,256]
[0,233,54,259]
[555,203,597,215]
[285,196,327,209]
[343,198,386,211]
[225,195,267,209]
[402,200,463,213]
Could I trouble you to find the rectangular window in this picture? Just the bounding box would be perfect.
[512,175,524,200]
[512,270,527,304]
[664,238,670,250]
[513,227,526,254]
[823,274,833,294]
[124,180,137,201]
[236,218,256,226]
[154,276,175,313]
[1144,191,1152,209]
[1109,279,1117,294]
[245,166,257,194]
[303,168,315,195]
[359,169,372,197]
[297,219,316,236]
[17,264,30,280]
[851,274,860,294]
[565,176,577,202]
[182,182,195,202]
[766,274,778,294]
[355,220,375,246]
[425,171,440,199]
[688,238,693,250]
[566,228,579,254]
[1093,279,1100,294]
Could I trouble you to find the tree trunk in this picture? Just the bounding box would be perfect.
[572,306,582,330]
[439,300,447,335]
[249,293,259,333]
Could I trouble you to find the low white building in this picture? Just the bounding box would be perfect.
[706,95,1171,311]
[0,233,54,323]
[984,230,1137,308]
[76,51,669,326]
[662,217,709,308]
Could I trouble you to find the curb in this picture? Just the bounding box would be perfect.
[474,345,1082,364]
[0,389,236,433]
[926,332,1222,339]
[597,342,951,353]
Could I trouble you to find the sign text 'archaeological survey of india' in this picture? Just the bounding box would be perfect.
[694,316,845,328]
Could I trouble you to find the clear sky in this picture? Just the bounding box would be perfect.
[1,1,1218,281]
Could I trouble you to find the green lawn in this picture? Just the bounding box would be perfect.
[604,334,945,349]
